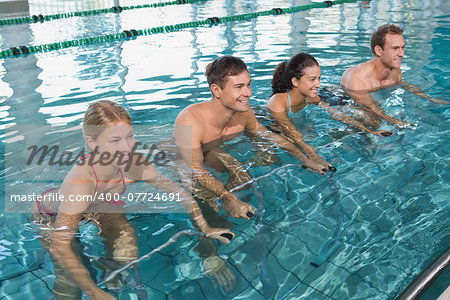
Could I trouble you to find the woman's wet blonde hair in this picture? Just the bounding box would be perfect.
[83,100,132,140]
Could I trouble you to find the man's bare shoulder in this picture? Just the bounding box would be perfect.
[237,107,262,132]
[175,102,209,126]
[393,68,402,83]
[341,61,373,91]
[174,103,209,148]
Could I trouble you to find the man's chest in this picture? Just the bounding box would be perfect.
[203,121,245,144]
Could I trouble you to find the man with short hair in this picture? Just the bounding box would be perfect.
[341,24,447,129]
[175,56,334,219]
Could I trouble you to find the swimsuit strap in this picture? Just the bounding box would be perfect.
[287,90,292,113]
[37,187,59,216]
[287,90,308,112]
[118,168,126,195]
[90,165,99,195]
[82,153,126,197]
[107,168,127,206]
[79,153,99,194]
[81,153,126,205]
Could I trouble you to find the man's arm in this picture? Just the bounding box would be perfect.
[245,109,332,174]
[346,89,413,129]
[174,111,254,219]
[342,66,413,128]
[398,80,448,104]
[143,169,235,243]
[174,111,230,199]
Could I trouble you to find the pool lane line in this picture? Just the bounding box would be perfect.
[0,0,365,59]
[0,0,208,27]
[97,229,203,287]
[252,180,278,299]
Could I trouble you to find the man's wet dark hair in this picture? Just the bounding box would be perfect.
[371,24,403,56]
[205,56,248,89]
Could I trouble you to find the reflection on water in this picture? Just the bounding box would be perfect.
[0,0,449,299]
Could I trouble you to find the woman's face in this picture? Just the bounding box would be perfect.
[87,122,135,167]
[293,65,321,98]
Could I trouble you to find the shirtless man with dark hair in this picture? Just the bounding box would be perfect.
[175,56,334,220]
[341,24,447,129]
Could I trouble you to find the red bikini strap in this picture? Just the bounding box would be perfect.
[79,153,99,194]
[118,168,126,194]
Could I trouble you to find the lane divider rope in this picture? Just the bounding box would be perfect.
[0,0,364,59]
[0,0,208,26]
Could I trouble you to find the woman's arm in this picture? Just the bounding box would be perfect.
[50,213,113,299]
[265,104,333,171]
[267,94,331,167]
[247,120,331,174]
[50,179,115,299]
[316,100,393,137]
[269,109,329,158]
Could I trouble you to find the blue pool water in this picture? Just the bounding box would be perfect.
[0,0,449,299]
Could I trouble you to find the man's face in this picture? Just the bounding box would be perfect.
[217,71,252,112]
[379,33,405,69]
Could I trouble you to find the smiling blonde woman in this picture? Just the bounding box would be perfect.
[32,100,233,300]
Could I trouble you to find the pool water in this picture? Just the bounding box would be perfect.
[0,0,449,299]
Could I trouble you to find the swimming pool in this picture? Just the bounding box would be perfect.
[0,0,449,299]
